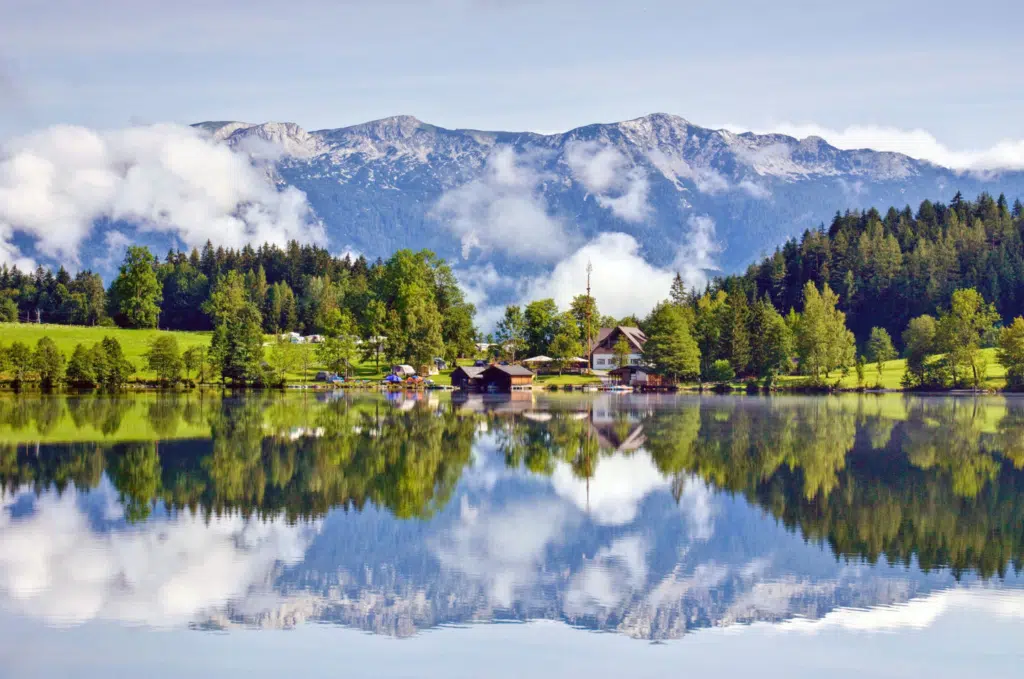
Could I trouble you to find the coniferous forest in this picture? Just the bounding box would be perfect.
[721,191,1024,344]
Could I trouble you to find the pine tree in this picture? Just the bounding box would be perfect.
[669,272,689,307]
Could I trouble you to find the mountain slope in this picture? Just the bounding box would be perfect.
[195,114,1024,274]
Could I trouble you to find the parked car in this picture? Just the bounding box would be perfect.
[473,359,488,367]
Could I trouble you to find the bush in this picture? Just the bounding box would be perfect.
[708,359,735,384]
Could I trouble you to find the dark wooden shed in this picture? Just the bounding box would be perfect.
[480,365,535,392]
[450,366,486,391]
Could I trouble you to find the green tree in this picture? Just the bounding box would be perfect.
[6,341,33,385]
[643,302,700,382]
[182,346,204,382]
[94,337,135,390]
[495,305,526,362]
[669,272,689,307]
[66,343,97,387]
[33,337,65,390]
[0,298,18,323]
[612,335,631,368]
[360,299,388,372]
[902,315,937,389]
[722,293,751,375]
[546,312,582,373]
[268,337,299,384]
[747,296,793,382]
[794,283,855,384]
[935,288,999,387]
[866,327,897,382]
[206,271,266,386]
[524,299,558,357]
[109,246,163,328]
[317,311,359,378]
[694,291,728,378]
[998,317,1024,390]
[569,294,600,348]
[145,335,183,385]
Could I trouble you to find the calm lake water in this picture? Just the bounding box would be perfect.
[0,391,1022,678]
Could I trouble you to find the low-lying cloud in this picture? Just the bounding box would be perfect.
[726,122,1024,171]
[565,141,650,221]
[0,123,325,268]
[519,215,719,323]
[432,146,572,261]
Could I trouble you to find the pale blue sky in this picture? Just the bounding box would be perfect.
[3,0,1024,148]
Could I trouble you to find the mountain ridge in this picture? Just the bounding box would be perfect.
[188,113,1024,276]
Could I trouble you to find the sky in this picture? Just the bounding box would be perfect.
[3,0,1024,150]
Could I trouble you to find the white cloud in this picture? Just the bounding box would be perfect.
[550,451,667,526]
[737,178,772,199]
[564,535,649,616]
[724,121,1024,171]
[520,220,715,323]
[431,495,574,608]
[565,141,651,221]
[0,123,325,267]
[676,215,720,289]
[0,484,319,627]
[432,146,573,261]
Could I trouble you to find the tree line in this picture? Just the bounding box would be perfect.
[0,242,479,386]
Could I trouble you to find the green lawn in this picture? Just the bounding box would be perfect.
[535,373,603,386]
[774,347,1006,391]
[0,323,212,381]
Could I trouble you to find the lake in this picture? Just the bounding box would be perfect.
[0,391,1021,678]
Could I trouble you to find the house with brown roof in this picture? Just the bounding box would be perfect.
[589,326,647,370]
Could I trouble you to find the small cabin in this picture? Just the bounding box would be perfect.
[450,366,486,391]
[609,365,671,388]
[480,365,535,393]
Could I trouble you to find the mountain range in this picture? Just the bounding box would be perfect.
[195,114,1024,275]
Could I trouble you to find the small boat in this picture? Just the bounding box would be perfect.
[608,385,634,393]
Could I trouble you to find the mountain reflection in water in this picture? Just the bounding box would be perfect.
[0,392,1021,639]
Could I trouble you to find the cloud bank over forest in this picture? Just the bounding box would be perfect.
[0,123,324,269]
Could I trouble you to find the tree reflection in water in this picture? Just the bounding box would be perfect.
[0,392,1022,578]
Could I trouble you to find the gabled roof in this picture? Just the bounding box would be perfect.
[452,366,486,378]
[592,326,647,354]
[483,365,535,377]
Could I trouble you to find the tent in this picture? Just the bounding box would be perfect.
[522,355,553,363]
[569,357,590,364]
[384,374,402,383]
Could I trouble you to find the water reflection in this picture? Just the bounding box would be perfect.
[0,392,1021,638]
